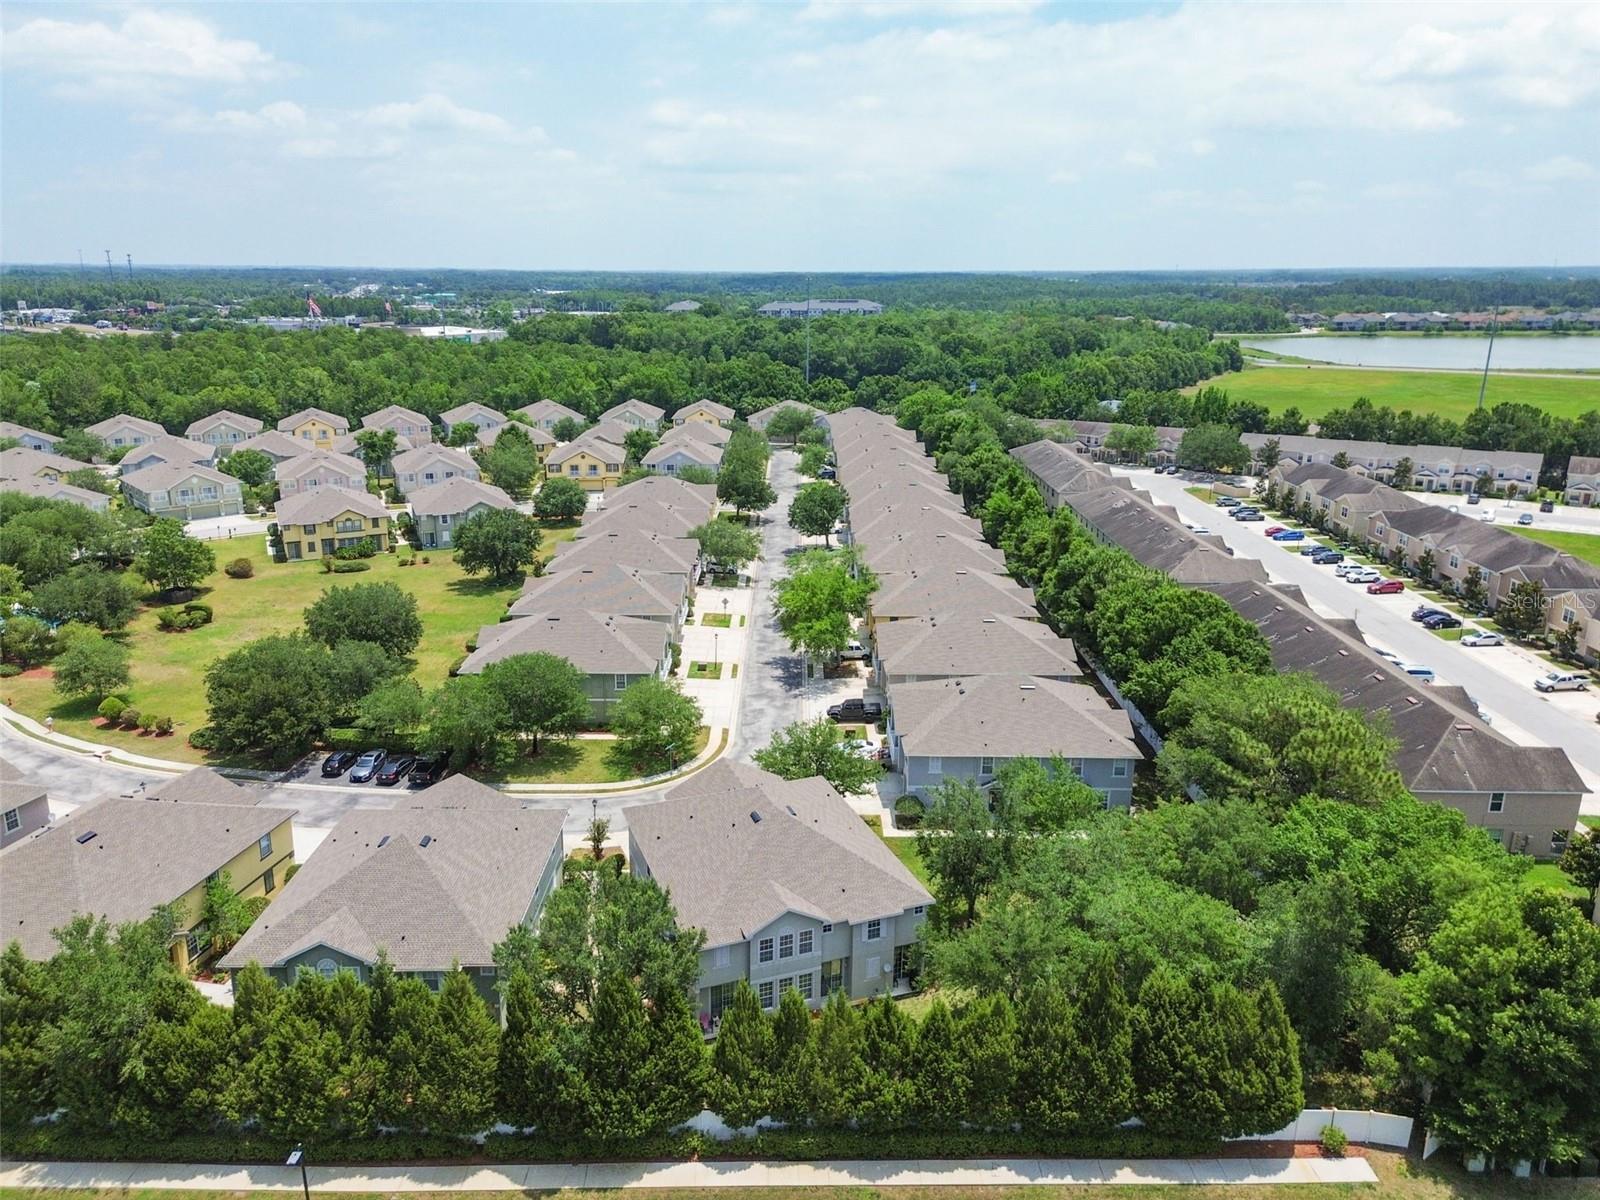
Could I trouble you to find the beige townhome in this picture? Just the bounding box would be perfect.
[275,450,368,496]
[0,446,87,483]
[515,399,587,432]
[598,399,665,431]
[392,444,480,494]
[1564,457,1600,507]
[361,404,435,444]
[186,410,265,446]
[277,407,349,449]
[672,399,735,428]
[85,413,166,450]
[275,486,391,560]
[120,461,244,519]
[547,434,625,490]
[438,401,507,439]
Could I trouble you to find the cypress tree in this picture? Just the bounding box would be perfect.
[767,986,816,1124]
[1062,950,1135,1132]
[1234,982,1303,1136]
[1016,979,1076,1133]
[496,968,544,1129]
[376,975,438,1132]
[1,943,59,1125]
[911,997,969,1130]
[582,971,652,1138]
[1133,968,1229,1142]
[810,990,866,1126]
[640,982,711,1133]
[711,981,774,1128]
[419,970,501,1136]
[959,992,1019,1130]
[858,996,917,1130]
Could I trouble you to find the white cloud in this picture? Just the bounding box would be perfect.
[4,10,278,91]
[1122,149,1158,169]
[1362,181,1439,201]
[1524,154,1597,182]
[798,1,1043,22]
[1190,138,1216,156]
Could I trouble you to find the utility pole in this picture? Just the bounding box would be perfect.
[104,250,113,279]
[1475,297,1499,411]
[803,274,812,385]
[126,254,133,279]
[77,250,85,276]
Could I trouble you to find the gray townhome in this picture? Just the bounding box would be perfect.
[598,399,666,430]
[624,761,932,1025]
[459,609,672,721]
[509,563,689,631]
[643,435,724,476]
[406,477,514,549]
[0,757,51,848]
[185,410,264,446]
[391,444,480,494]
[222,778,564,1010]
[867,567,1039,629]
[872,613,1080,688]
[887,674,1141,806]
[84,413,166,449]
[0,422,61,453]
[438,402,507,438]
[515,399,587,432]
[1565,456,1600,507]
[0,476,111,513]
[546,529,703,583]
[118,436,216,474]
[230,431,314,464]
[119,461,244,519]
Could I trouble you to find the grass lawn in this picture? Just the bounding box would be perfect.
[1196,364,1600,421]
[699,612,732,627]
[4,528,576,766]
[862,813,932,888]
[1510,526,1600,567]
[490,726,711,785]
[1522,861,1585,899]
[686,661,724,679]
[1184,485,1218,503]
[1430,627,1465,641]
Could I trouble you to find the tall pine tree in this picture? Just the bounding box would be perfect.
[809,990,867,1126]
[640,982,711,1133]
[1016,980,1076,1133]
[419,970,500,1136]
[959,993,1019,1130]
[1062,950,1135,1132]
[1133,968,1229,1142]
[710,981,773,1128]
[858,997,917,1130]
[911,998,969,1130]
[767,987,816,1124]
[582,972,653,1138]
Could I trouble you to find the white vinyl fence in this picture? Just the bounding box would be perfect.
[1239,1108,1414,1149]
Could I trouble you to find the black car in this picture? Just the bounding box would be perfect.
[1410,605,1449,623]
[826,698,883,723]
[409,755,450,787]
[1312,551,1344,564]
[348,748,388,783]
[1540,499,1555,513]
[375,755,416,786]
[321,750,358,778]
[1422,613,1462,630]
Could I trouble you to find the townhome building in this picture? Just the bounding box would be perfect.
[85,413,166,450]
[438,401,507,439]
[361,404,435,444]
[118,436,217,475]
[508,563,689,631]
[597,399,665,431]
[872,613,1080,688]
[859,529,1010,577]
[748,401,821,434]
[1271,462,1422,540]
[866,567,1039,633]
[580,497,701,540]
[223,779,563,1009]
[545,530,702,584]
[459,610,672,721]
[848,501,985,547]
[623,760,931,1024]
[475,422,556,462]
[185,410,265,446]
[276,407,349,449]
[0,446,89,484]
[1050,481,1268,587]
[1564,457,1600,507]
[643,433,724,477]
[1010,439,1137,509]
[274,487,391,559]
[0,758,51,848]
[546,434,626,491]
[515,399,587,432]
[887,674,1142,805]
[1245,433,1542,495]
[391,444,481,494]
[0,475,111,513]
[406,478,515,549]
[330,430,414,458]
[0,768,295,970]
[597,474,719,519]
[0,422,61,453]
[230,430,313,464]
[275,450,368,496]
[672,399,735,428]
[756,299,883,317]
[120,462,244,520]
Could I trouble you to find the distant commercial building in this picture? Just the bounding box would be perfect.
[757,299,883,317]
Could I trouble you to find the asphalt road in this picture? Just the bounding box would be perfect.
[1125,468,1600,799]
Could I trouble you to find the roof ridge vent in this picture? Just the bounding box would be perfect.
[419,835,433,847]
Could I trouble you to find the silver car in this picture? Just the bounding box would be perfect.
[1459,631,1504,647]
[1535,671,1588,693]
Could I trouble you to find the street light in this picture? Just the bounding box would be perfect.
[713,631,720,669]
[286,1145,309,1200]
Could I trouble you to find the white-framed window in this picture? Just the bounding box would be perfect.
[3,808,19,833]
[440,514,450,526]
[1068,758,1085,776]
[979,755,994,776]
[758,937,774,963]
[865,918,881,941]
[797,973,814,1000]
[1448,554,1460,569]
[1552,830,1569,855]
[421,971,444,992]
[317,957,338,979]
[1112,760,1129,778]
[926,755,942,776]
[821,923,833,934]
[779,975,794,995]
[303,523,316,534]
[778,933,794,959]
[614,673,628,690]
[1488,793,1505,813]
[758,980,775,1008]
[1340,505,1349,519]
[1563,607,1577,624]
[258,832,273,859]
[798,929,813,955]
[713,945,731,968]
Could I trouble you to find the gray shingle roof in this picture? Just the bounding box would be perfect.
[461,609,672,675]
[600,399,666,424]
[221,806,563,972]
[440,402,504,426]
[406,477,513,518]
[185,410,264,438]
[643,439,723,469]
[85,414,166,440]
[547,530,700,578]
[119,435,215,468]
[674,399,734,422]
[890,674,1139,761]
[0,756,47,811]
[859,530,1008,576]
[874,613,1080,679]
[0,422,59,447]
[851,502,983,544]
[1010,440,1137,497]
[580,498,704,540]
[119,460,239,495]
[361,404,432,431]
[0,476,107,509]
[276,407,346,433]
[509,563,688,621]
[274,485,389,526]
[391,444,478,477]
[623,761,930,948]
[748,401,821,430]
[0,447,89,480]
[603,475,719,516]
[870,567,1039,622]
[274,450,366,481]
[516,400,586,427]
[1059,487,1269,586]
[231,431,311,461]
[547,436,624,467]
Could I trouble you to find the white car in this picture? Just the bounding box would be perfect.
[1334,562,1365,578]
[1346,569,1381,584]
[1185,524,1211,535]
[1460,631,1504,647]
[1535,671,1588,692]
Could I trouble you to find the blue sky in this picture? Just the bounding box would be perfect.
[3,1,1597,271]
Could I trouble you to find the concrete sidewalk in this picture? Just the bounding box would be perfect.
[0,1155,1378,1191]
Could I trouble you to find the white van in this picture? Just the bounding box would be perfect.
[1398,663,1435,685]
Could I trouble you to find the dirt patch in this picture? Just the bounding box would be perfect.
[17,666,54,680]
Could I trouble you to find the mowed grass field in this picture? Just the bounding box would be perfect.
[1199,364,1600,422]
[1510,527,1600,567]
[4,524,576,765]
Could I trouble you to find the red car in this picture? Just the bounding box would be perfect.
[1366,579,1405,594]
[1264,525,1286,536]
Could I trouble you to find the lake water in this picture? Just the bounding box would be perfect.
[1238,334,1600,372]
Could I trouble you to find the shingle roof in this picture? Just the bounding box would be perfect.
[851,502,983,544]
[119,435,215,468]
[361,404,432,431]
[406,477,513,518]
[870,567,1038,622]
[0,447,89,480]
[1567,456,1600,481]
[0,422,59,447]
[623,761,931,948]
[85,414,166,440]
[276,407,346,432]
[391,444,479,476]
[509,563,688,621]
[274,485,389,526]
[274,450,366,481]
[460,609,672,675]
[673,399,734,422]
[0,757,47,811]
[0,792,295,961]
[439,402,504,426]
[221,806,563,972]
[1059,487,1269,586]
[119,460,238,494]
[515,400,586,427]
[148,766,255,805]
[859,530,1009,576]
[331,431,412,456]
[547,436,624,467]
[185,410,264,438]
[477,422,554,447]
[601,475,719,517]
[231,431,311,461]
[642,439,723,468]
[600,399,666,424]
[0,476,107,508]
[546,530,700,578]
[748,401,821,431]
[401,774,527,809]
[874,613,1080,679]
[659,420,731,446]
[890,674,1138,761]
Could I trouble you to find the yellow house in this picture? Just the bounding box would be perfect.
[276,406,350,450]
[673,399,735,428]
[547,435,625,491]
[275,485,392,560]
[0,767,296,971]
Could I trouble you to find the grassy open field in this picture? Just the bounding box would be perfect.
[490,726,712,785]
[4,524,577,765]
[1510,527,1600,567]
[1198,364,1600,422]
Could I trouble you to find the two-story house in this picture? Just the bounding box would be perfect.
[0,422,62,453]
[230,430,315,464]
[547,434,626,491]
[118,436,217,475]
[1565,457,1600,507]
[275,450,368,496]
[406,477,514,549]
[85,413,166,451]
[0,475,111,513]
[361,404,435,445]
[644,428,725,476]
[276,407,349,449]
[391,444,481,494]
[274,486,391,559]
[223,779,563,1010]
[545,529,703,584]
[509,563,690,632]
[887,674,1142,806]
[0,757,51,848]
[185,410,265,446]
[672,399,735,428]
[438,401,507,440]
[515,399,587,433]
[120,462,244,520]
[748,401,821,436]
[0,446,89,484]
[0,767,295,971]
[872,613,1081,689]
[597,399,665,431]
[624,761,933,1023]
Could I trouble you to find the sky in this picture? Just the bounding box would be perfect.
[2,1,1598,272]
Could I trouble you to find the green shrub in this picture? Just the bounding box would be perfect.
[156,606,180,631]
[0,662,24,678]
[283,862,301,883]
[182,601,213,623]
[97,696,126,723]
[320,555,335,573]
[333,538,378,560]
[224,558,254,579]
[1319,1125,1348,1158]
[118,707,141,729]
[893,795,925,829]
[187,725,219,751]
[330,561,372,573]
[154,715,175,735]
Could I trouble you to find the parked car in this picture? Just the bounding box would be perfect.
[838,639,870,661]
[375,755,416,785]
[1399,663,1436,684]
[1230,506,1259,519]
[1478,512,1496,522]
[1422,613,1462,630]
[1312,551,1345,565]
[409,755,450,787]
[1460,631,1504,647]
[840,738,877,760]
[1466,492,1480,505]
[1346,568,1381,584]
[1272,529,1306,542]
[348,748,387,783]
[817,466,836,480]
[1186,524,1211,535]
[1518,513,1535,526]
[1411,605,1449,622]
[1264,525,1286,537]
[321,750,358,778]
[1298,544,1323,556]
[1216,496,1241,508]
[1540,499,1555,513]
[1375,648,1402,664]
[1335,562,1368,577]
[827,698,883,723]
[1535,671,1589,692]
[1235,510,1265,522]
[1366,579,1405,594]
